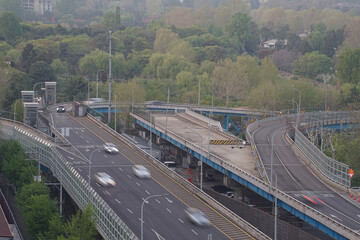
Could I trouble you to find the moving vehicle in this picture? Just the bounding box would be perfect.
[103,143,118,153]
[94,172,116,187]
[56,105,66,112]
[164,161,176,171]
[132,165,151,179]
[184,208,210,227]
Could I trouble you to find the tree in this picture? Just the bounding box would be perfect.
[212,58,246,107]
[293,51,334,79]
[225,12,252,54]
[153,29,179,53]
[307,31,324,52]
[23,194,57,236]
[62,205,97,240]
[28,61,56,85]
[271,49,296,72]
[20,43,37,73]
[2,70,30,108]
[78,49,108,76]
[336,48,360,84]
[0,11,22,44]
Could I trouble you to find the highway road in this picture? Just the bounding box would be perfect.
[49,110,255,240]
[249,118,360,233]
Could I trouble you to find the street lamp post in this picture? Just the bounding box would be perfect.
[88,149,100,185]
[185,131,204,190]
[141,194,167,240]
[33,82,44,99]
[96,70,104,99]
[263,167,278,240]
[291,88,302,128]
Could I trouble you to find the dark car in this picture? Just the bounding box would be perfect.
[211,185,234,198]
[56,105,66,112]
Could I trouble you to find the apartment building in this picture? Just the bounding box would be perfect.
[23,0,52,15]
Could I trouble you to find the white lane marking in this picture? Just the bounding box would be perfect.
[85,148,89,152]
[127,175,132,179]
[77,168,82,172]
[111,161,115,164]
[330,214,343,221]
[145,190,150,195]
[151,229,166,240]
[85,140,89,143]
[95,183,100,187]
[358,214,360,218]
[119,168,123,171]
[166,208,172,213]
[104,155,108,158]
[127,209,133,214]
[155,199,161,204]
[67,156,74,160]
[136,182,140,186]
[178,218,184,223]
[81,135,84,138]
[115,199,121,204]
[165,197,173,203]
[81,129,84,133]
[191,229,198,235]
[105,191,111,196]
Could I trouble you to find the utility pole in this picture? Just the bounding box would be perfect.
[108,31,112,124]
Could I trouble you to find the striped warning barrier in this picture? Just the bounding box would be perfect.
[209,139,244,145]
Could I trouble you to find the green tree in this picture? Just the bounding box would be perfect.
[2,70,30,108]
[307,31,324,52]
[336,48,360,84]
[20,43,37,73]
[38,213,64,240]
[78,49,108,76]
[0,11,22,44]
[63,76,87,102]
[153,29,179,53]
[16,182,50,210]
[11,99,23,122]
[23,194,57,236]
[28,61,56,85]
[51,59,68,76]
[115,6,121,28]
[293,51,334,79]
[225,12,252,54]
[63,205,97,240]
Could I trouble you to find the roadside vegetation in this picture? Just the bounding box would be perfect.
[0,139,98,239]
[0,1,360,181]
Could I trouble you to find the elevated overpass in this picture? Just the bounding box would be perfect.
[130,108,360,240]
[0,112,267,240]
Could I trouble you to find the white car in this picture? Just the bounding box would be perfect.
[94,172,116,187]
[103,143,118,153]
[132,165,151,179]
[185,208,210,227]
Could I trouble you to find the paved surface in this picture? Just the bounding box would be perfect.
[51,111,256,240]
[248,118,360,233]
[154,113,260,178]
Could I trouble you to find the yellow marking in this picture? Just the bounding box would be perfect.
[72,115,255,240]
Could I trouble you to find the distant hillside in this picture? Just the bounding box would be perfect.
[262,0,360,12]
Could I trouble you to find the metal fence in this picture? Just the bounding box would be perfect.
[0,122,137,240]
[247,111,353,187]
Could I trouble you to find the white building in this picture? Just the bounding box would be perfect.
[34,0,52,15]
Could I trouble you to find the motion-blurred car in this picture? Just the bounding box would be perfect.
[184,208,210,227]
[94,172,116,187]
[132,165,151,179]
[56,105,66,112]
[103,143,118,153]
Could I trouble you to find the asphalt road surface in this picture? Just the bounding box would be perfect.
[249,118,360,233]
[51,110,255,240]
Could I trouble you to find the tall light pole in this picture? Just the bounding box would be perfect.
[270,131,284,192]
[264,167,278,240]
[96,69,104,99]
[108,31,112,124]
[141,194,167,240]
[88,149,100,185]
[33,82,44,99]
[291,88,301,128]
[185,131,204,190]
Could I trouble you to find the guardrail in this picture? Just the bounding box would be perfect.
[87,114,270,240]
[130,110,360,239]
[0,119,137,240]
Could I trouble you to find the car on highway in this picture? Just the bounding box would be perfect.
[132,165,151,178]
[184,208,210,227]
[94,172,116,187]
[103,143,118,153]
[211,185,234,198]
[56,105,66,112]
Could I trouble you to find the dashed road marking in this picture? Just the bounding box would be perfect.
[191,229,198,235]
[166,208,172,213]
[178,218,184,223]
[127,209,133,214]
[136,182,140,186]
[155,199,160,204]
[119,168,123,171]
[127,175,132,179]
[115,199,121,204]
[145,190,150,195]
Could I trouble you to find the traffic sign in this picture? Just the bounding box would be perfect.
[349,169,354,178]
